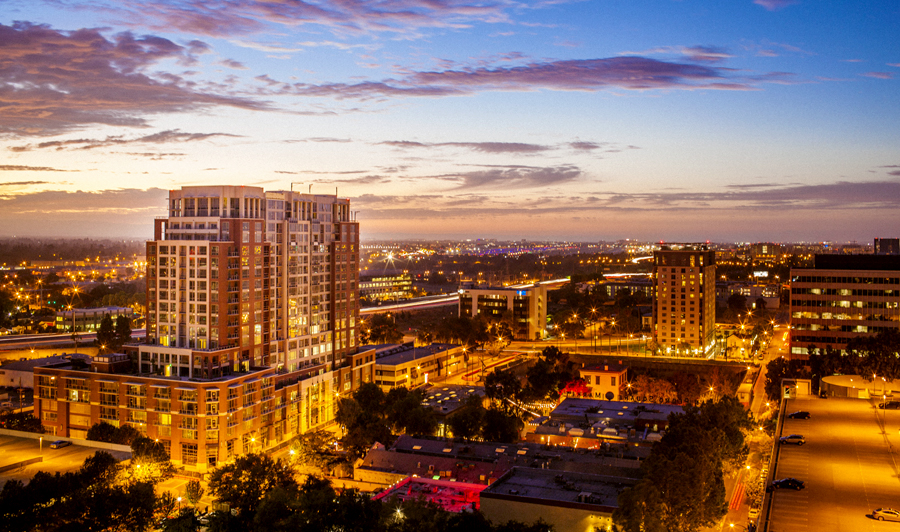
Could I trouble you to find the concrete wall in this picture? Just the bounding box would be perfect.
[0,428,132,454]
[353,466,406,486]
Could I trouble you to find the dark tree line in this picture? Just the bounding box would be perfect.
[614,396,755,532]
[764,330,900,403]
[335,383,438,460]
[0,433,178,532]
[203,453,552,532]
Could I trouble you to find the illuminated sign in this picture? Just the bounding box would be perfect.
[753,271,768,278]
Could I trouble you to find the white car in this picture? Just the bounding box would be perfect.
[873,508,900,522]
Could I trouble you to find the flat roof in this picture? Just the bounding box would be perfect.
[481,467,637,511]
[375,343,459,366]
[372,476,486,512]
[0,353,91,372]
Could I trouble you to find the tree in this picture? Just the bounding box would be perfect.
[95,314,116,353]
[290,430,344,477]
[115,314,133,349]
[484,368,523,413]
[447,395,485,440]
[726,293,747,314]
[367,313,403,344]
[481,407,520,443]
[0,412,44,433]
[185,480,205,506]
[130,436,176,482]
[207,453,298,526]
[764,357,810,404]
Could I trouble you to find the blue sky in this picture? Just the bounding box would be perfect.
[1,0,898,242]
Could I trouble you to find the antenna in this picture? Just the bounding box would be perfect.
[290,182,303,192]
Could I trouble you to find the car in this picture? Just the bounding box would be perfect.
[873,508,900,522]
[767,477,805,491]
[49,440,71,449]
[879,402,900,410]
[779,434,806,445]
[787,411,810,419]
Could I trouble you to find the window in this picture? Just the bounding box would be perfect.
[611,376,617,386]
[182,443,198,465]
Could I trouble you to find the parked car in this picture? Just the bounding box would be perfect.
[787,411,810,419]
[767,478,805,492]
[49,440,71,449]
[879,402,900,410]
[779,434,806,445]
[873,508,900,522]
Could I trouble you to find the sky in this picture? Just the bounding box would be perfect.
[1,0,898,243]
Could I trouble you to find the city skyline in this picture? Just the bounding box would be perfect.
[1,0,898,242]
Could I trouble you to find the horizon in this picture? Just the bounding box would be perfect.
[1,1,898,242]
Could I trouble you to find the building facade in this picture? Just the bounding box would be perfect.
[56,306,134,333]
[789,255,900,358]
[372,343,465,390]
[459,285,548,340]
[651,245,716,355]
[35,185,374,471]
[359,273,412,302]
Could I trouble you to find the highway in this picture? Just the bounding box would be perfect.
[360,278,572,315]
[0,330,146,351]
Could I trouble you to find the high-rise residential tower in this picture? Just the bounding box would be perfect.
[36,185,374,470]
[651,244,717,355]
[141,185,359,379]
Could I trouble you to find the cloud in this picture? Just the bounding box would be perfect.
[0,22,267,137]
[681,46,732,63]
[439,164,583,189]
[56,0,514,39]
[218,58,248,70]
[861,72,893,79]
[0,181,50,187]
[754,0,799,11]
[0,187,170,236]
[0,165,69,171]
[9,129,240,152]
[279,55,790,100]
[379,140,551,153]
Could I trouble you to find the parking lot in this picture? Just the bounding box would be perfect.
[768,396,900,531]
[0,435,131,485]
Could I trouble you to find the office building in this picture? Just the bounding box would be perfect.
[789,254,900,358]
[651,245,717,355]
[35,185,374,470]
[359,273,412,302]
[459,284,548,340]
[56,306,134,333]
[875,238,900,255]
[372,343,465,391]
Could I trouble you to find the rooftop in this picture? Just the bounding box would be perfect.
[420,384,484,416]
[811,254,900,271]
[481,467,638,511]
[0,353,91,372]
[372,476,486,512]
[374,343,460,366]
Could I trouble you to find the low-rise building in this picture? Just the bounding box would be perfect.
[0,353,90,389]
[579,362,628,401]
[56,306,134,333]
[373,343,465,390]
[353,435,643,487]
[459,284,548,341]
[359,273,412,301]
[479,467,637,532]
